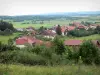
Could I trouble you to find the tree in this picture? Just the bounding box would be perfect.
[53,36,66,55]
[8,38,13,45]
[95,26,100,34]
[79,40,100,64]
[0,20,14,31]
[56,25,62,35]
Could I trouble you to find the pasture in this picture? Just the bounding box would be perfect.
[4,16,100,29]
[63,34,100,40]
[0,32,21,44]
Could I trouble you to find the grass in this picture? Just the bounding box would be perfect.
[3,16,100,29]
[12,20,71,29]
[63,34,100,40]
[0,32,21,44]
[0,64,100,75]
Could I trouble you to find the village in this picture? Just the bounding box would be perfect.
[15,21,100,48]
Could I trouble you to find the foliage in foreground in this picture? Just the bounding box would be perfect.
[79,40,100,65]
[0,64,100,75]
[0,37,100,66]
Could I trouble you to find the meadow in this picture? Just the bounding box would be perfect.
[0,32,21,44]
[5,16,100,28]
[63,34,100,40]
[0,64,100,75]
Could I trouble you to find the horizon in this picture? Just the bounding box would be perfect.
[0,0,100,16]
[0,11,100,16]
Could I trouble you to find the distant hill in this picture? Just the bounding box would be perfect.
[43,11,100,16]
[0,11,100,21]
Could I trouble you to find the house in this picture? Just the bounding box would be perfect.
[16,36,43,48]
[66,26,76,31]
[61,26,76,35]
[77,25,85,30]
[73,22,82,27]
[52,25,67,36]
[61,26,67,36]
[64,40,100,48]
[64,40,83,47]
[26,26,35,31]
[16,36,35,45]
[41,30,56,39]
[16,28,24,32]
[88,24,97,29]
[54,25,75,36]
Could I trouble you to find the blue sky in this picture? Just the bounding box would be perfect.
[0,0,100,16]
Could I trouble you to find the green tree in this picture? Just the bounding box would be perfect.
[95,26,100,34]
[0,20,14,31]
[53,36,66,55]
[79,40,99,64]
[56,25,62,35]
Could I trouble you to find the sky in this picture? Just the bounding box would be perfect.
[0,0,100,16]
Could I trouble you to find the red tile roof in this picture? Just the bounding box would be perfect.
[16,36,43,45]
[64,40,83,46]
[16,36,36,45]
[61,26,67,32]
[73,22,81,26]
[16,38,28,45]
[73,22,84,27]
[77,25,85,29]
[66,26,75,31]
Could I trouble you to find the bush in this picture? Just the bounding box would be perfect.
[0,51,17,63]
[0,20,14,31]
[68,29,95,37]
[0,42,18,52]
[79,40,100,65]
[13,50,46,65]
[31,45,42,54]
[53,36,66,55]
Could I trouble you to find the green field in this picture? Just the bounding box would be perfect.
[4,16,100,29]
[0,64,100,75]
[12,20,71,28]
[63,34,100,40]
[0,33,21,44]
